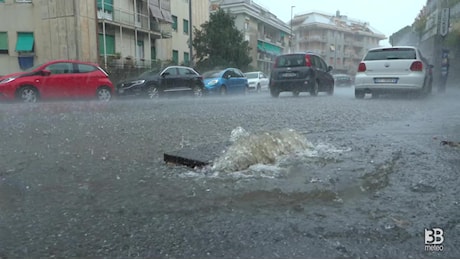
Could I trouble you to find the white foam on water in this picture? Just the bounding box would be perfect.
[179,128,351,179]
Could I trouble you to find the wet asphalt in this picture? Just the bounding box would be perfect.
[0,87,459,258]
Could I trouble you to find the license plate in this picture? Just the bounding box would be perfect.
[374,78,398,83]
[282,72,297,78]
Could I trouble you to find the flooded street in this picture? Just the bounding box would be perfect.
[0,87,459,258]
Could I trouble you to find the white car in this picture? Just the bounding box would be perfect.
[354,46,433,98]
[245,71,269,92]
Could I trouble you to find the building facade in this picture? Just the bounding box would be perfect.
[0,0,210,76]
[210,0,291,74]
[0,0,100,75]
[292,11,386,74]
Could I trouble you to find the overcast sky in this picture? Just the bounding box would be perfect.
[253,0,427,46]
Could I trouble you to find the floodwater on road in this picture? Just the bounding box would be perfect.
[0,86,459,258]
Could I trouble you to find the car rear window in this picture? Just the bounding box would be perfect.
[275,54,306,68]
[364,48,417,61]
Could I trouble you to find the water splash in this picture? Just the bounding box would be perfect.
[212,128,314,172]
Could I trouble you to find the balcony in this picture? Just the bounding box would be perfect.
[97,6,159,33]
[299,35,326,43]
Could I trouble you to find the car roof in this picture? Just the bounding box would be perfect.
[368,46,418,51]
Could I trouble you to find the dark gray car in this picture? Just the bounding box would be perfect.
[269,52,334,97]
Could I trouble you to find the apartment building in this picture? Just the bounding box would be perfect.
[0,0,210,76]
[210,0,291,74]
[0,0,100,75]
[292,11,386,74]
[163,0,209,66]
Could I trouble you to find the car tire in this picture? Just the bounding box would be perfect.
[193,84,203,97]
[327,85,334,96]
[270,87,280,98]
[220,86,227,96]
[96,87,112,101]
[17,85,39,103]
[310,80,319,96]
[147,86,160,99]
[355,90,365,99]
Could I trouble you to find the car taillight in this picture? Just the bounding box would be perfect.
[358,62,366,72]
[410,61,423,71]
[305,55,312,67]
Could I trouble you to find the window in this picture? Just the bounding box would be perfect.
[183,19,189,34]
[172,50,178,65]
[98,34,115,55]
[172,15,178,31]
[76,64,97,73]
[0,32,8,54]
[184,52,189,65]
[45,62,74,74]
[97,0,113,12]
[136,40,144,60]
[151,46,156,60]
[16,32,34,52]
[16,0,32,2]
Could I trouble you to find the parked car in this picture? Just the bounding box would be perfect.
[354,46,433,98]
[0,60,114,103]
[117,66,204,98]
[333,73,354,87]
[269,52,334,97]
[245,71,269,92]
[203,68,249,95]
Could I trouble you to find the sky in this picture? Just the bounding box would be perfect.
[253,0,427,46]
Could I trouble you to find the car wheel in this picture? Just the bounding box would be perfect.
[17,86,39,103]
[355,90,365,99]
[96,87,112,101]
[293,91,300,97]
[310,80,319,96]
[193,84,203,97]
[220,86,227,96]
[147,86,160,99]
[327,85,334,95]
[270,87,280,98]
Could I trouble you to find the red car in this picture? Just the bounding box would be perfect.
[0,60,114,102]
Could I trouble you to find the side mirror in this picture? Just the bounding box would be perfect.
[327,66,333,72]
[41,70,51,76]
[161,72,170,77]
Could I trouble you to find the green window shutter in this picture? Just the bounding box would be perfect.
[183,19,189,34]
[16,32,34,52]
[0,32,8,50]
[184,52,189,65]
[151,47,156,60]
[172,50,178,65]
[98,34,115,55]
[97,0,113,12]
[172,16,177,30]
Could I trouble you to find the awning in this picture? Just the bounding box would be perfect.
[148,0,163,20]
[160,0,173,23]
[161,10,173,23]
[257,41,282,55]
[16,32,34,52]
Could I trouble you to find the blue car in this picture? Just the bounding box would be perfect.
[203,68,249,95]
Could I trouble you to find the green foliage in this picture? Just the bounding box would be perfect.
[192,9,252,72]
[412,6,428,38]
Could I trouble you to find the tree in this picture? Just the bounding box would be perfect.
[192,9,252,72]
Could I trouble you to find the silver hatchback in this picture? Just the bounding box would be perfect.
[354,46,433,98]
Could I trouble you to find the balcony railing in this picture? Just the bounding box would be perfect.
[98,6,159,33]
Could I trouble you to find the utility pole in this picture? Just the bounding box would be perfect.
[290,6,295,53]
[189,0,193,67]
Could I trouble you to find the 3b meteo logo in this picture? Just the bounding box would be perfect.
[425,228,444,251]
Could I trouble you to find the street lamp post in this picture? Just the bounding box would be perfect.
[290,6,295,53]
